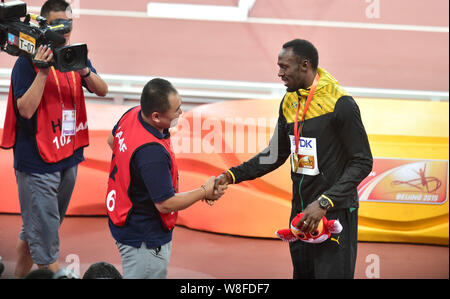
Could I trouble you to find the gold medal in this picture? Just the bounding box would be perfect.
[293,153,300,173]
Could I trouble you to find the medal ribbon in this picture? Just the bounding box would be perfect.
[293,73,320,154]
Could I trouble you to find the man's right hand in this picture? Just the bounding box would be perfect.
[33,45,53,74]
[199,173,231,206]
[215,173,231,188]
[202,176,227,206]
[205,176,228,199]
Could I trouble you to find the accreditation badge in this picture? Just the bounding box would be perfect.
[289,135,319,176]
[62,109,76,136]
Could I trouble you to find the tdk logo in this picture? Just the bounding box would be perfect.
[299,139,313,148]
[289,135,316,151]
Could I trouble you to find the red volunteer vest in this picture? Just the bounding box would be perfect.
[0,86,17,149]
[0,67,89,163]
[106,106,178,230]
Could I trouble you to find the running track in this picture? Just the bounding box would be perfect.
[0,214,448,279]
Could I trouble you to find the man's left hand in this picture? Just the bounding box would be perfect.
[296,200,327,233]
[76,67,90,77]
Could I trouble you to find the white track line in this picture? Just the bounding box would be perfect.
[247,17,449,33]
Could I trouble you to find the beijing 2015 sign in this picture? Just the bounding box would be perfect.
[358,158,448,205]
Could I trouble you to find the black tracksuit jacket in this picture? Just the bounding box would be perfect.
[228,68,373,222]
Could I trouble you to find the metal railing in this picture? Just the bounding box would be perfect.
[1,68,448,109]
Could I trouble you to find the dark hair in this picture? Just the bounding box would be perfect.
[40,0,71,18]
[82,262,122,279]
[140,78,177,117]
[282,39,319,70]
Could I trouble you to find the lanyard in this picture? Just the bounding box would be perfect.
[293,72,320,154]
[50,67,77,110]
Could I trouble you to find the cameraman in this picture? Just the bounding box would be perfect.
[1,0,107,278]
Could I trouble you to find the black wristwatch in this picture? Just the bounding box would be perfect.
[81,68,91,78]
[318,195,332,210]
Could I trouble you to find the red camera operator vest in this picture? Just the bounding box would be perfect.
[1,67,89,163]
[106,106,178,230]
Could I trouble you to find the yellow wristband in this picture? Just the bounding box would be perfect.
[226,170,236,184]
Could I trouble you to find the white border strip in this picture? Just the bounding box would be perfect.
[26,5,449,33]
[147,0,256,22]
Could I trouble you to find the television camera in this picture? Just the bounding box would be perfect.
[0,0,87,72]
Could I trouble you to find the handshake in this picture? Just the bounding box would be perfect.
[200,173,233,206]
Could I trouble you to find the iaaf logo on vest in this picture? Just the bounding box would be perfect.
[51,120,88,134]
[76,122,88,132]
[114,127,127,153]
